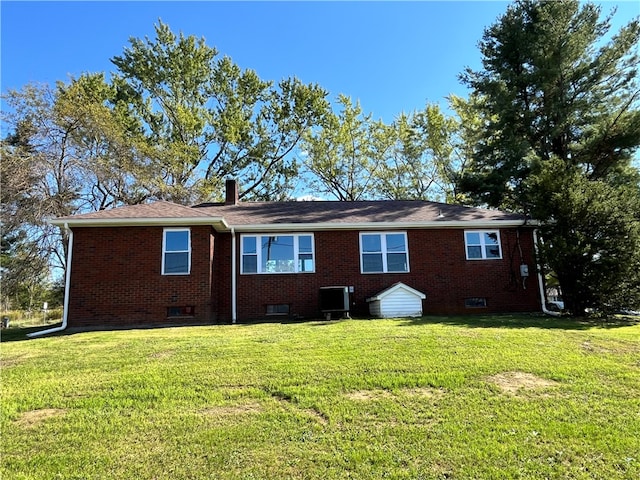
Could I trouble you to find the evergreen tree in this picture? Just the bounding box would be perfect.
[530,159,640,315]
[458,0,640,315]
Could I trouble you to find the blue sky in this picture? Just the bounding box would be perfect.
[2,1,637,124]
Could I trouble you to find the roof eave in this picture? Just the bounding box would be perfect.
[50,217,539,231]
[50,217,230,230]
[232,219,539,232]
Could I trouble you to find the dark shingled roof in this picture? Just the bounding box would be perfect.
[55,201,212,221]
[53,199,530,228]
[192,200,525,225]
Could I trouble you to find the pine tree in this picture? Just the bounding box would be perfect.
[458,0,640,315]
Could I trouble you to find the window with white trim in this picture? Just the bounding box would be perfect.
[465,230,502,260]
[360,232,409,273]
[162,228,191,275]
[241,234,314,274]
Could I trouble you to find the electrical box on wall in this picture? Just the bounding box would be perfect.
[520,264,529,277]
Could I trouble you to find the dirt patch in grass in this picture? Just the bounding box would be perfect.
[345,389,394,401]
[0,357,21,368]
[581,340,615,355]
[401,387,444,398]
[16,408,66,428]
[488,371,559,395]
[345,387,443,401]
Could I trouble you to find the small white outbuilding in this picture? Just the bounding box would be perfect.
[366,282,426,318]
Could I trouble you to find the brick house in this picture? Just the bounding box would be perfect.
[46,180,543,331]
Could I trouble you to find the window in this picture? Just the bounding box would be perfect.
[360,232,409,273]
[167,306,195,317]
[241,234,314,274]
[162,228,191,275]
[465,230,502,260]
[266,304,290,316]
[465,297,487,308]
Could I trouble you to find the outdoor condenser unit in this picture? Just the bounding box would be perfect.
[319,286,351,320]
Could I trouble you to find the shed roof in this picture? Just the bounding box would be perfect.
[366,282,427,302]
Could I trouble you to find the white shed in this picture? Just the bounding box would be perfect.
[366,282,426,318]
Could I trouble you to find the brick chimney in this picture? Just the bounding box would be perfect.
[225,178,239,205]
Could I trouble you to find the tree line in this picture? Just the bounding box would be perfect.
[2,0,639,316]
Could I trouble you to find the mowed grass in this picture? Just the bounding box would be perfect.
[1,315,639,479]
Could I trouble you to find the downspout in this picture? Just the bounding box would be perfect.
[231,227,237,324]
[533,228,561,317]
[28,224,73,338]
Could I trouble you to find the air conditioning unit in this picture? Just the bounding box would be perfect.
[319,286,350,320]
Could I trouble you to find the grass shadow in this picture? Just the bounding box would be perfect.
[399,313,640,330]
[3,314,637,341]
[1,320,226,342]
[0,323,69,343]
[237,316,343,326]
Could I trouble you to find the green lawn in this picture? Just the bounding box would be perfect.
[1,315,639,479]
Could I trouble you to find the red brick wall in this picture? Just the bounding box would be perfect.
[234,227,541,320]
[68,225,541,328]
[68,225,214,329]
[211,231,232,322]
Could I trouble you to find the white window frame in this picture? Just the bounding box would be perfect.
[359,232,409,274]
[464,230,502,260]
[162,228,191,275]
[241,233,315,274]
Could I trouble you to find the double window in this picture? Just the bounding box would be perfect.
[360,232,409,273]
[465,230,502,260]
[241,234,314,274]
[162,228,191,275]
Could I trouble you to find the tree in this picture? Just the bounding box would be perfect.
[54,74,152,210]
[111,21,330,203]
[0,231,50,311]
[1,76,145,283]
[1,21,331,295]
[300,94,390,200]
[459,0,640,210]
[445,94,486,204]
[531,158,640,315]
[1,83,80,276]
[300,98,472,203]
[374,104,461,202]
[0,116,47,310]
[458,0,640,315]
